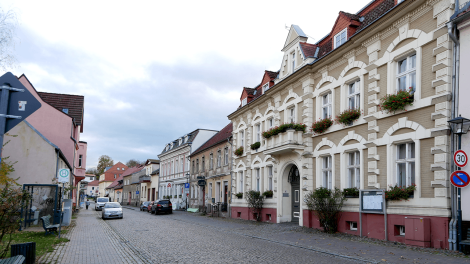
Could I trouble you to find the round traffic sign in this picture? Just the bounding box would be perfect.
[454,150,468,167]
[450,170,470,188]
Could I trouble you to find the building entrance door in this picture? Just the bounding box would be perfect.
[288,165,300,223]
[152,188,155,201]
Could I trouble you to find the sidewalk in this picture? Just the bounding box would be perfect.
[38,202,149,264]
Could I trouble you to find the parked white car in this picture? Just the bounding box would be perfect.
[95,197,109,211]
[102,202,123,219]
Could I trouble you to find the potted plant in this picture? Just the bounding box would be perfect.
[251,142,261,150]
[235,192,243,199]
[335,108,362,126]
[311,118,333,134]
[379,88,414,114]
[385,184,416,201]
[343,187,359,198]
[262,190,273,198]
[235,146,244,157]
[262,123,307,139]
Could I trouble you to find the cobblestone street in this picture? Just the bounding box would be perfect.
[40,203,470,264]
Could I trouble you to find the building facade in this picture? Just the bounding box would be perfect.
[158,129,218,209]
[139,159,160,203]
[189,123,233,216]
[228,0,455,249]
[98,162,128,197]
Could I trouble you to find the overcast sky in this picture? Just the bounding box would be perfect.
[1,0,372,168]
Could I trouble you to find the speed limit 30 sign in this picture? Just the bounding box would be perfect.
[454,150,468,168]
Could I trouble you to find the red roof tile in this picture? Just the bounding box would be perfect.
[37,92,85,132]
[87,180,99,186]
[299,42,318,58]
[191,123,233,156]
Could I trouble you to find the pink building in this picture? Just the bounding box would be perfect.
[17,74,87,206]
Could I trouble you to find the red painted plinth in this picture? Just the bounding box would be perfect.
[231,206,277,223]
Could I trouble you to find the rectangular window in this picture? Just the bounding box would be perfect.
[255,168,260,192]
[240,130,244,148]
[209,183,213,199]
[295,190,300,202]
[196,159,199,173]
[256,124,261,142]
[348,81,360,109]
[175,160,178,173]
[347,151,360,188]
[334,28,347,48]
[262,83,269,94]
[217,151,221,167]
[322,93,332,119]
[268,118,273,129]
[78,155,83,167]
[114,174,116,179]
[192,161,195,174]
[397,54,416,93]
[210,154,213,169]
[268,166,273,191]
[239,171,244,193]
[242,98,247,106]
[349,221,358,231]
[322,156,332,189]
[288,107,295,123]
[396,142,415,187]
[224,147,229,165]
[292,52,296,72]
[202,157,205,172]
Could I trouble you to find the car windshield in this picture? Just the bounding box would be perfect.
[97,198,108,203]
[143,202,149,206]
[104,203,121,208]
[159,201,169,204]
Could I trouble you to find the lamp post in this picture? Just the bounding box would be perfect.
[448,115,470,252]
[185,172,190,210]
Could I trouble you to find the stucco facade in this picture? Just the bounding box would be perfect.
[228,0,455,249]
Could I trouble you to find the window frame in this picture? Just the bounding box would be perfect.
[322,156,332,189]
[255,123,261,142]
[396,142,416,187]
[267,166,273,191]
[240,130,244,148]
[217,150,221,167]
[242,97,247,107]
[334,28,347,48]
[291,51,296,72]
[396,54,416,93]
[210,153,213,170]
[262,83,269,94]
[224,147,229,165]
[347,151,360,188]
[239,171,244,193]
[347,80,361,110]
[288,106,295,123]
[322,92,332,119]
[268,118,274,129]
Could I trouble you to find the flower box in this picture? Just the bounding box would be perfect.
[335,109,362,126]
[385,184,416,201]
[235,192,243,199]
[235,147,244,157]
[379,88,414,114]
[262,190,273,198]
[311,118,333,134]
[250,142,261,150]
[262,123,307,139]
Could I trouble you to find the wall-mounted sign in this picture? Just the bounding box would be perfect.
[58,169,70,183]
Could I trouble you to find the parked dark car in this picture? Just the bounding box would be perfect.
[151,200,172,214]
[140,201,150,211]
[147,201,155,213]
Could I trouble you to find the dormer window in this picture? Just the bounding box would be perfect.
[242,97,247,106]
[62,108,69,114]
[262,83,269,94]
[334,28,347,48]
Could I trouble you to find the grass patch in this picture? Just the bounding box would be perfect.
[1,231,69,259]
[72,214,78,219]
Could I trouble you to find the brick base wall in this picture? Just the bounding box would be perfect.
[231,206,277,223]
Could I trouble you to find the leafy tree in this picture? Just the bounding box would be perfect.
[0,7,18,71]
[245,190,265,222]
[126,159,142,167]
[85,167,99,179]
[97,155,114,175]
[304,187,346,233]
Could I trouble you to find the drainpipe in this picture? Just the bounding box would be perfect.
[448,21,460,251]
[228,136,233,218]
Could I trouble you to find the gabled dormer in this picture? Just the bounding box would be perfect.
[260,70,278,94]
[279,25,318,81]
[240,87,256,107]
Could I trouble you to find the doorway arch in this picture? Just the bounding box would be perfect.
[280,162,300,223]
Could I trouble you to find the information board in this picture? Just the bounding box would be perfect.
[360,190,384,213]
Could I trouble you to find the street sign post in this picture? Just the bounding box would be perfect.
[184,183,190,189]
[450,171,470,188]
[58,169,70,183]
[0,72,42,163]
[454,150,468,168]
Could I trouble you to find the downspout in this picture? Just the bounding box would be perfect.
[448,20,460,251]
[228,136,233,218]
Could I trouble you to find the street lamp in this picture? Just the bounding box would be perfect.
[185,172,190,210]
[448,115,470,252]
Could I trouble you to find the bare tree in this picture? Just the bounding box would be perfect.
[0,8,18,71]
[97,155,114,175]
[126,159,143,167]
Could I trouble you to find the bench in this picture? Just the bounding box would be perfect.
[40,215,60,236]
[0,255,25,264]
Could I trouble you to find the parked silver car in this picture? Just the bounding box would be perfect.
[102,202,123,219]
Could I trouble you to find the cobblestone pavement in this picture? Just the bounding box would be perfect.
[41,203,470,264]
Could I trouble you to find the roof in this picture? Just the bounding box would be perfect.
[105,166,112,172]
[37,92,85,133]
[106,175,123,189]
[146,159,160,164]
[299,42,318,58]
[160,129,201,154]
[266,70,278,79]
[87,180,99,186]
[191,123,233,156]
[150,169,160,175]
[291,25,307,38]
[451,0,470,21]
[122,166,145,177]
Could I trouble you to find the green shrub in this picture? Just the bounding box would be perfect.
[262,190,273,198]
[262,123,307,139]
[305,187,346,233]
[245,190,265,222]
[385,184,416,201]
[343,187,359,197]
[235,192,243,198]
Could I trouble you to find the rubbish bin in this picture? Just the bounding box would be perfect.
[11,242,36,264]
[62,199,72,226]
